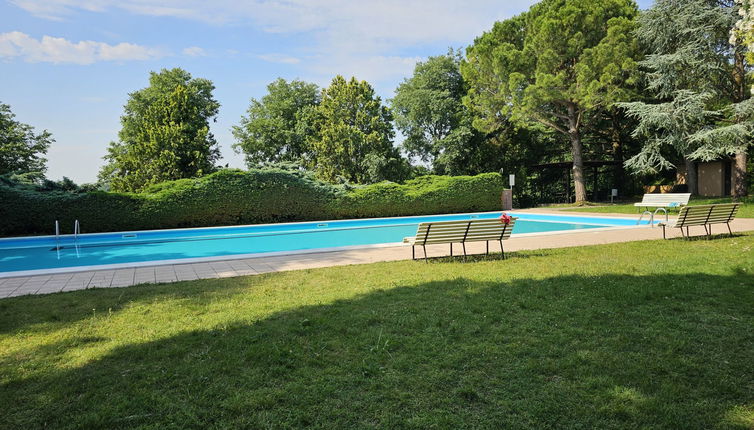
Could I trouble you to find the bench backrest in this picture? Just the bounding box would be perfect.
[413,218,517,246]
[675,203,740,227]
[640,193,691,206]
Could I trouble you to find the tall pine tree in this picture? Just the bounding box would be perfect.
[626,0,749,195]
[462,0,639,202]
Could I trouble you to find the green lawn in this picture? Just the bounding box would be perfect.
[1,236,754,429]
[551,196,754,218]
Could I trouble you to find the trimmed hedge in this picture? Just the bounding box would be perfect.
[0,169,503,237]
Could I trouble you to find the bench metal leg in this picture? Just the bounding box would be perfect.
[727,222,733,237]
[662,225,666,240]
[499,240,505,260]
[412,245,415,260]
[423,246,428,263]
[486,241,489,255]
[450,243,453,257]
[462,242,467,257]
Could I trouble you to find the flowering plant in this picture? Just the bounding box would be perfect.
[499,212,512,224]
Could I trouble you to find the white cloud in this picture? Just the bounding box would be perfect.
[0,31,164,64]
[11,1,537,41]
[9,0,538,85]
[182,46,206,57]
[258,53,301,64]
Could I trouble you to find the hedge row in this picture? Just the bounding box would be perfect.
[0,169,504,237]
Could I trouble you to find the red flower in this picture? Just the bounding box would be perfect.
[499,213,511,224]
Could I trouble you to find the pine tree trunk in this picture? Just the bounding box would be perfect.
[567,103,587,203]
[733,151,748,199]
[684,158,698,195]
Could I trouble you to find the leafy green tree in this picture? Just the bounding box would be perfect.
[100,68,221,192]
[309,76,408,183]
[620,90,718,174]
[695,0,753,198]
[625,0,744,195]
[391,50,486,175]
[232,78,320,166]
[0,102,53,180]
[462,0,640,202]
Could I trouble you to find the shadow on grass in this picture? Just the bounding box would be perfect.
[0,250,533,335]
[2,272,753,429]
[664,233,743,242]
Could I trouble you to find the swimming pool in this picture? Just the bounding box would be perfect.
[0,211,649,275]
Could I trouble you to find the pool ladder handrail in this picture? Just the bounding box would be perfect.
[636,208,668,227]
[73,220,81,257]
[55,220,60,251]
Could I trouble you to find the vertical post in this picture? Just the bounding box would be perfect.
[501,189,513,211]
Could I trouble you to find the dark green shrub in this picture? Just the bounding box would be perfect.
[0,169,503,236]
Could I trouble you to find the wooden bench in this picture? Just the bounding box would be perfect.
[657,203,740,239]
[634,193,691,224]
[403,218,517,261]
[635,193,691,209]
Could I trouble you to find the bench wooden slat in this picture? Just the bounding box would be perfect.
[634,193,691,208]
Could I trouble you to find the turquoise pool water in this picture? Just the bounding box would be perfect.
[0,212,646,274]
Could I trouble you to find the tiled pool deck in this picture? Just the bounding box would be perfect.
[2,209,753,299]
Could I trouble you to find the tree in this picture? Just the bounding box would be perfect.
[232,78,320,167]
[309,76,408,183]
[100,68,221,192]
[391,50,486,175]
[462,0,640,202]
[626,0,745,195]
[699,0,754,198]
[0,102,53,180]
[620,90,718,175]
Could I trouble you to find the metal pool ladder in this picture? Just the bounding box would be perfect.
[637,208,668,227]
[73,220,81,257]
[55,220,60,252]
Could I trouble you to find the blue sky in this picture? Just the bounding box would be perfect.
[1,0,653,183]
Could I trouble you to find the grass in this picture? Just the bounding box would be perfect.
[548,196,754,218]
[1,235,754,429]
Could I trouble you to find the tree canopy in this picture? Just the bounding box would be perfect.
[391,50,484,175]
[462,0,640,202]
[100,68,221,192]
[624,0,750,195]
[0,102,53,181]
[232,78,320,167]
[308,76,408,183]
